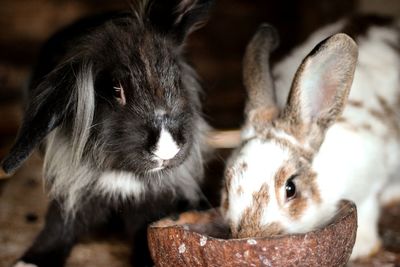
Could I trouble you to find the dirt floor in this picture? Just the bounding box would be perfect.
[0,153,133,267]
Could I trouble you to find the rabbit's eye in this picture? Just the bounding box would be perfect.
[113,83,126,105]
[285,179,296,200]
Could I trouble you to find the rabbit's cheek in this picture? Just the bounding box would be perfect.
[287,195,308,220]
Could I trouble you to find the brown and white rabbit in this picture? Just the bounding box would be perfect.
[1,0,214,266]
[222,15,400,260]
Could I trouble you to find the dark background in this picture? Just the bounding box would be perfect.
[0,1,400,266]
[0,0,399,133]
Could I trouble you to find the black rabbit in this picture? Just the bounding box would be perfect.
[2,0,214,266]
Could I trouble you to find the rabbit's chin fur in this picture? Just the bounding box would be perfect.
[223,15,400,261]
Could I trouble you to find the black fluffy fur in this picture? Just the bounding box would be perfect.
[2,1,213,266]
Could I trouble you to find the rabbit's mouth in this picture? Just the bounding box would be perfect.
[149,164,167,173]
[149,157,178,173]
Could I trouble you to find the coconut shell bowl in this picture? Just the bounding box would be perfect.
[148,200,357,267]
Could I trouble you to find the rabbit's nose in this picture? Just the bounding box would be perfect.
[153,128,181,160]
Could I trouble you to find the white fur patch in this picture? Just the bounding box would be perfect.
[13,261,38,267]
[226,139,290,227]
[96,171,145,200]
[153,128,180,160]
[73,62,95,167]
[44,131,95,215]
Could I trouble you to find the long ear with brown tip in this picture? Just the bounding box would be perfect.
[283,33,358,148]
[243,23,280,125]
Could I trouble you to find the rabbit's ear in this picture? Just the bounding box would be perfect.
[146,0,214,42]
[1,64,75,175]
[283,33,358,146]
[243,24,280,126]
